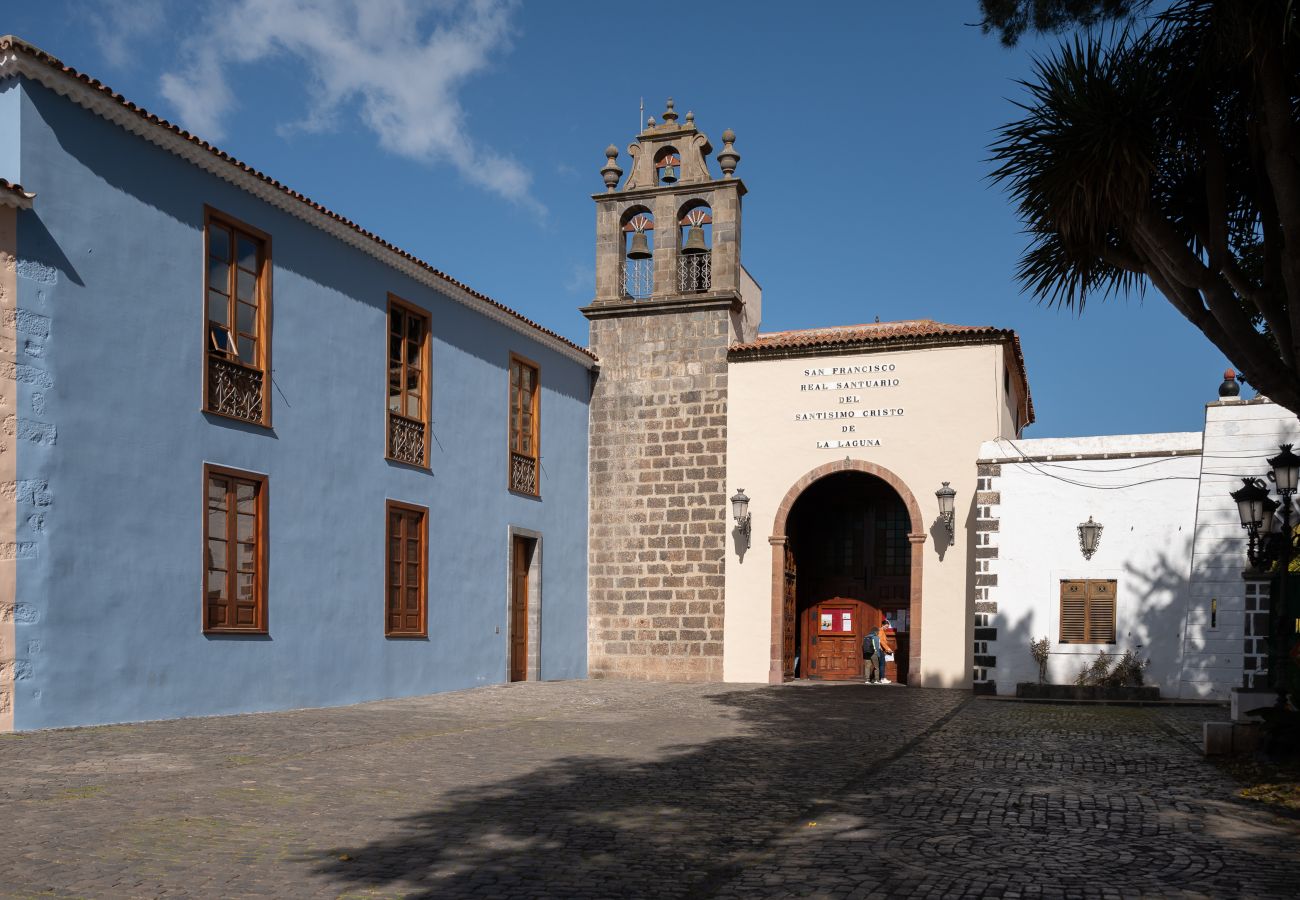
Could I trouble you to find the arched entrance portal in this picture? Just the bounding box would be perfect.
[769,460,925,684]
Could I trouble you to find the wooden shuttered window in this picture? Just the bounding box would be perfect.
[386,501,428,637]
[204,466,267,633]
[204,209,271,426]
[508,354,540,496]
[1059,579,1116,644]
[386,297,430,467]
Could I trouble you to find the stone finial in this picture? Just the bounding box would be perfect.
[601,144,623,192]
[647,115,657,128]
[718,128,740,178]
[686,110,695,126]
[1219,368,1241,399]
[663,97,679,124]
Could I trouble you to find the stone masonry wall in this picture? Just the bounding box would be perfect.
[587,303,731,680]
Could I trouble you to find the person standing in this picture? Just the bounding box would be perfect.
[863,624,881,683]
[876,618,897,685]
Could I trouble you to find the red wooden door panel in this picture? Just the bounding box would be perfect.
[806,600,863,680]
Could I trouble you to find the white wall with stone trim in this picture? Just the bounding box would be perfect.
[1179,397,1299,699]
[976,433,1203,695]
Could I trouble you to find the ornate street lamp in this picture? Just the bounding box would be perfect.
[730,488,752,556]
[1077,516,1103,560]
[1269,443,1300,495]
[1227,473,1268,559]
[935,482,956,545]
[1229,444,1300,710]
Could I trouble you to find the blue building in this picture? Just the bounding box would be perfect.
[0,36,594,731]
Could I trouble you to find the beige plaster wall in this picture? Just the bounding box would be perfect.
[0,205,16,732]
[723,341,1013,688]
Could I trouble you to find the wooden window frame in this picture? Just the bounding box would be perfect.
[385,500,429,637]
[203,206,273,427]
[202,464,269,635]
[385,294,432,468]
[1059,579,1117,645]
[508,352,541,497]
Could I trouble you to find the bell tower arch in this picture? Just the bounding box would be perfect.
[583,100,759,681]
[593,98,747,306]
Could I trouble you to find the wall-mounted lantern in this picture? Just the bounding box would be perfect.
[935,482,956,545]
[730,488,752,557]
[1077,516,1103,560]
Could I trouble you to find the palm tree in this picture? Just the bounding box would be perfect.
[990,0,1300,414]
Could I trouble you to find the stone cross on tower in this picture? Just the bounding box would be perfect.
[582,101,760,682]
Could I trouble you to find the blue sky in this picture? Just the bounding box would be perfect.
[8,0,1233,437]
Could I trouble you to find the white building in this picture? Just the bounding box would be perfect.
[978,380,1291,699]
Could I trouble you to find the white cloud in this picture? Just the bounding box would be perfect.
[85,0,169,70]
[154,0,537,208]
[564,260,591,295]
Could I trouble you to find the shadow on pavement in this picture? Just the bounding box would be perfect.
[307,684,962,898]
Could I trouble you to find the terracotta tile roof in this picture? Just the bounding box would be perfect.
[733,319,1002,351]
[731,319,1035,425]
[0,35,596,364]
[0,177,35,209]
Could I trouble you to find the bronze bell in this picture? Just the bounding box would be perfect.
[626,231,652,259]
[659,163,678,185]
[681,225,708,255]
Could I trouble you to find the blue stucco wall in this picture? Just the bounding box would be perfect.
[0,78,20,183]
[10,78,591,730]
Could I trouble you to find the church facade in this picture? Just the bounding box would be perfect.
[583,103,1031,690]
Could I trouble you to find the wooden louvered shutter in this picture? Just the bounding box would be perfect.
[1060,580,1087,643]
[1060,579,1117,643]
[1086,580,1116,643]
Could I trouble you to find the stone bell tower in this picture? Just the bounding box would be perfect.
[583,99,760,681]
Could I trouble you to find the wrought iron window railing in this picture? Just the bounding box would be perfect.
[387,411,426,467]
[678,252,711,293]
[511,451,538,495]
[621,257,653,300]
[207,355,264,424]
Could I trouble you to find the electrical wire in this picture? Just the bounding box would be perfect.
[990,438,1203,491]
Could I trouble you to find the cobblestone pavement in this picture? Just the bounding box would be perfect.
[1,682,1297,899]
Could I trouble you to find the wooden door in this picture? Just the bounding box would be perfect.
[806,600,862,680]
[782,543,797,678]
[510,536,530,682]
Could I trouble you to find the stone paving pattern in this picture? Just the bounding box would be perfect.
[1,682,1298,898]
